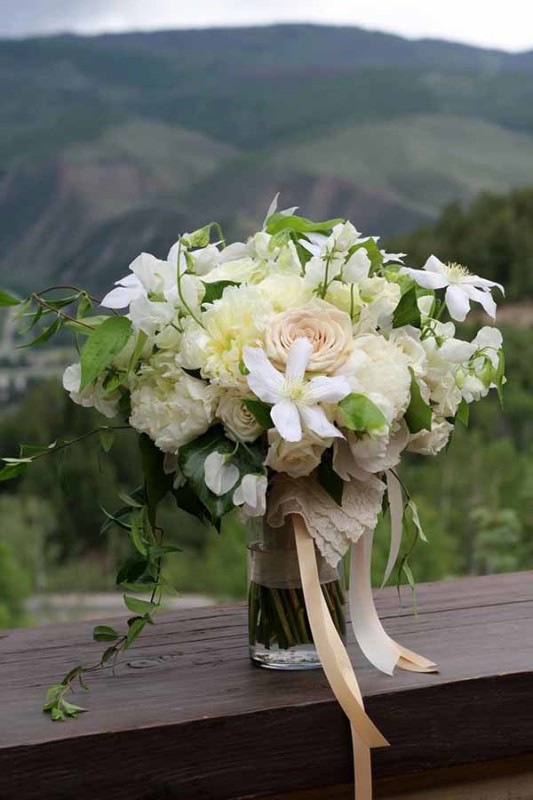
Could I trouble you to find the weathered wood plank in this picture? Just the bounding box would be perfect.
[0,572,532,800]
[266,755,533,799]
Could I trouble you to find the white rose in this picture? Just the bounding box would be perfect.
[336,334,411,424]
[129,353,220,453]
[265,301,353,374]
[408,419,454,456]
[63,363,120,419]
[265,429,330,478]
[217,392,263,442]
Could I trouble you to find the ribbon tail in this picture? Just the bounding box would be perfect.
[292,513,388,800]
[381,470,403,588]
[350,529,438,675]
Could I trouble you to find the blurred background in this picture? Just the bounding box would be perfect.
[1,1,532,628]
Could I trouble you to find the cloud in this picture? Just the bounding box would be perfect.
[1,0,532,52]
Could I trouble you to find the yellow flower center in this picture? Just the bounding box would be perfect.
[445,262,471,283]
[284,378,306,402]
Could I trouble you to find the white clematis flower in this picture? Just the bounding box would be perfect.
[400,255,504,322]
[233,473,268,517]
[204,451,240,496]
[243,338,350,443]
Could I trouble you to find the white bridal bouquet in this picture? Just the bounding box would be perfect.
[1,198,504,743]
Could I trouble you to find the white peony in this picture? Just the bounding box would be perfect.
[216,392,263,443]
[336,334,411,424]
[63,363,120,419]
[129,353,219,453]
[408,419,454,456]
[265,429,330,478]
[265,301,353,374]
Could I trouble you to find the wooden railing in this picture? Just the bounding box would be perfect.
[1,572,532,799]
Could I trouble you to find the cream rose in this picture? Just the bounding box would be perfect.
[265,301,352,374]
[217,392,263,443]
[265,429,330,478]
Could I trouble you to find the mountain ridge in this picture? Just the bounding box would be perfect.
[1,23,533,294]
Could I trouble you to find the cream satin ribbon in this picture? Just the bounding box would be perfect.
[350,528,438,675]
[292,514,388,800]
[347,469,437,675]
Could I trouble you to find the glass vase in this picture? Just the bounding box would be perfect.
[247,516,346,670]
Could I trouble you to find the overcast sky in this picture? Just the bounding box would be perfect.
[0,0,531,52]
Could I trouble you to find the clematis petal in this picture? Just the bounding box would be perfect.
[464,286,497,319]
[400,267,448,290]
[285,337,312,381]
[462,275,505,296]
[445,285,471,322]
[243,347,284,404]
[271,399,302,442]
[299,405,344,439]
[306,375,351,404]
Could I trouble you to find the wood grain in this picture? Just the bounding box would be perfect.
[0,571,532,800]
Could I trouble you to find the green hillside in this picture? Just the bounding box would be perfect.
[2,24,533,295]
[269,115,533,219]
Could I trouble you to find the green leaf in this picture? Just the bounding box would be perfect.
[266,213,343,236]
[456,398,470,427]
[127,330,148,373]
[496,348,505,407]
[316,450,344,507]
[19,317,62,348]
[243,399,273,430]
[100,505,132,532]
[0,462,28,482]
[172,484,210,524]
[405,372,432,434]
[177,425,264,527]
[93,625,120,642]
[61,700,87,717]
[65,314,110,335]
[0,289,21,306]
[123,595,156,616]
[139,435,173,526]
[339,393,387,433]
[117,490,143,508]
[392,285,421,329]
[201,280,238,305]
[116,555,148,585]
[147,544,182,558]
[99,428,115,453]
[79,316,131,391]
[406,499,428,543]
[125,616,147,648]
